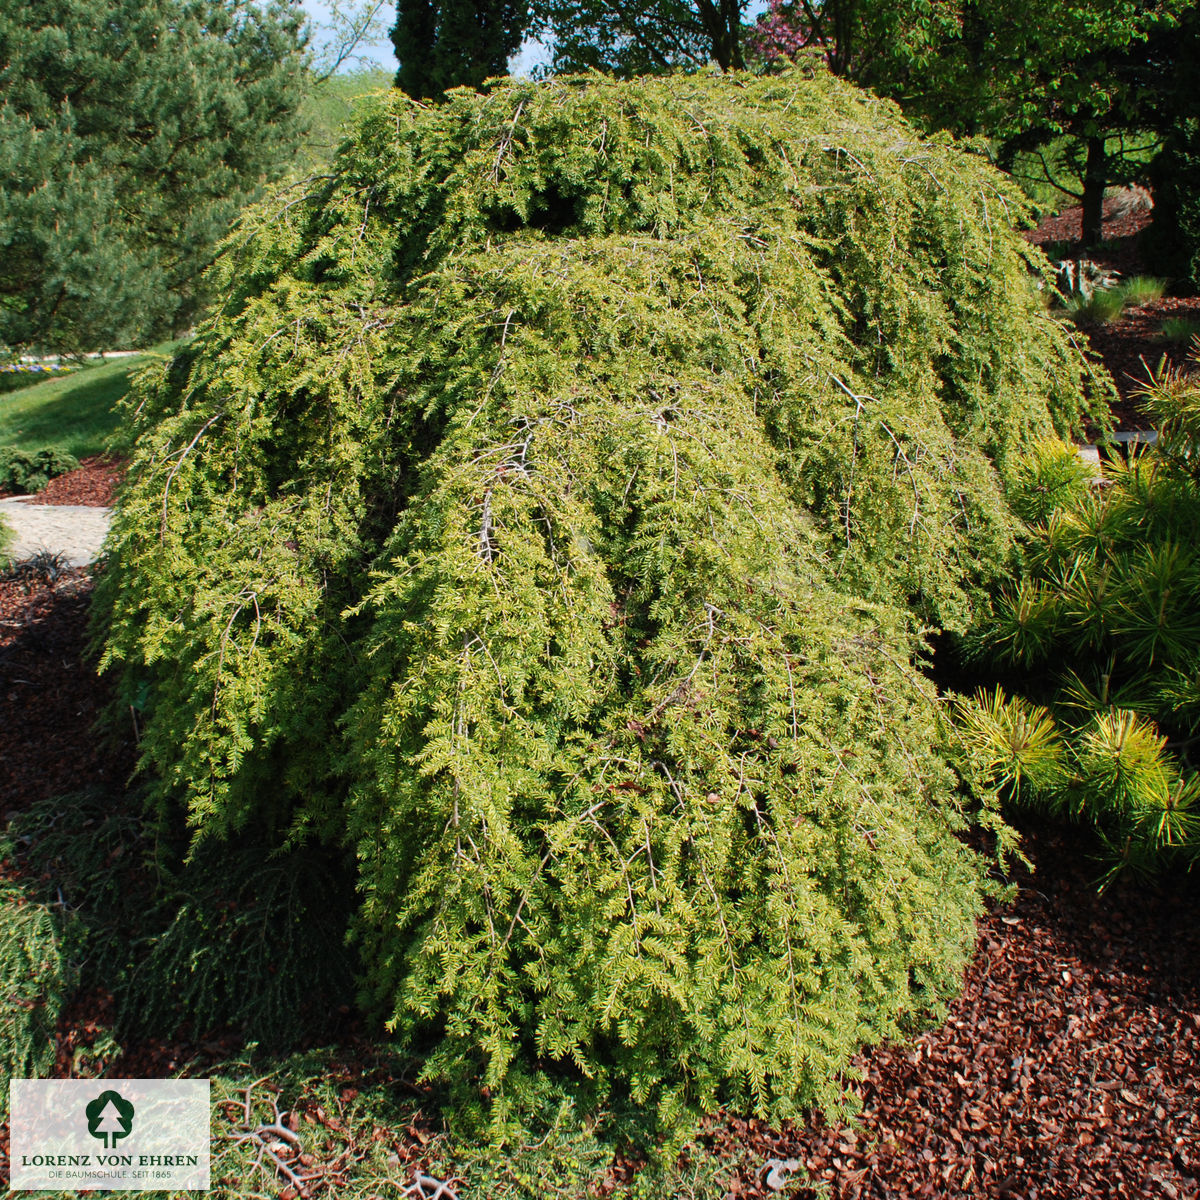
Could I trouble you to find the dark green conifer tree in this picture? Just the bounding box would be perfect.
[392,0,529,99]
[0,0,309,354]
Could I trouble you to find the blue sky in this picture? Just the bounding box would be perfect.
[300,1,770,75]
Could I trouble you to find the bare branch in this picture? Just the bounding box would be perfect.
[310,0,391,82]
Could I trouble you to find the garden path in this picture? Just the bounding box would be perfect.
[0,497,110,566]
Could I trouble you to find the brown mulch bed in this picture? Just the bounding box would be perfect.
[33,454,126,506]
[0,454,126,505]
[1079,295,1200,428]
[715,825,1200,1199]
[1022,194,1155,268]
[0,567,135,824]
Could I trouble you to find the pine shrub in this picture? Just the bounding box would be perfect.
[958,361,1200,882]
[94,69,1097,1127]
[122,838,357,1043]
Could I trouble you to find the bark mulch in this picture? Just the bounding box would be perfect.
[0,564,135,822]
[1022,194,1155,264]
[714,825,1200,1199]
[1079,297,1200,428]
[29,454,125,506]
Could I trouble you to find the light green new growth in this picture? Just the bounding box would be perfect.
[95,68,1095,1127]
[959,361,1200,885]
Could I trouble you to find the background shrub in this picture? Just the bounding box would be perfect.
[0,447,79,494]
[95,69,1095,1131]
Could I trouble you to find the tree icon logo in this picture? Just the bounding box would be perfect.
[85,1090,135,1148]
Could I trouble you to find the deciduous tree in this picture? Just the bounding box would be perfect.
[921,0,1191,245]
[748,0,1191,246]
[529,0,749,75]
[746,0,954,82]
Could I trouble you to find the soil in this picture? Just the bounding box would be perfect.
[2,206,1199,1198]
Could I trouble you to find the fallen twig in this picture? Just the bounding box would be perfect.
[403,1173,460,1199]
[222,1081,318,1197]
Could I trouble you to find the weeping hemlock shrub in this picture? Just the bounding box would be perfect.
[94,69,1096,1127]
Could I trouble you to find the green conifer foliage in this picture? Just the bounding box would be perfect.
[95,69,1095,1125]
[958,364,1200,884]
[0,0,308,353]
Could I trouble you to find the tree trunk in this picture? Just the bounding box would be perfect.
[724,0,745,70]
[831,0,854,77]
[1081,134,1107,248]
[697,0,744,71]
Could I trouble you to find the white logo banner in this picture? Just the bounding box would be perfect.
[9,1079,210,1191]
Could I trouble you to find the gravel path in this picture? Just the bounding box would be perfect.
[0,497,111,567]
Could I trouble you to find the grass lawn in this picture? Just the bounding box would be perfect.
[0,341,180,458]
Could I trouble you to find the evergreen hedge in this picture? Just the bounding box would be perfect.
[94,69,1096,1127]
